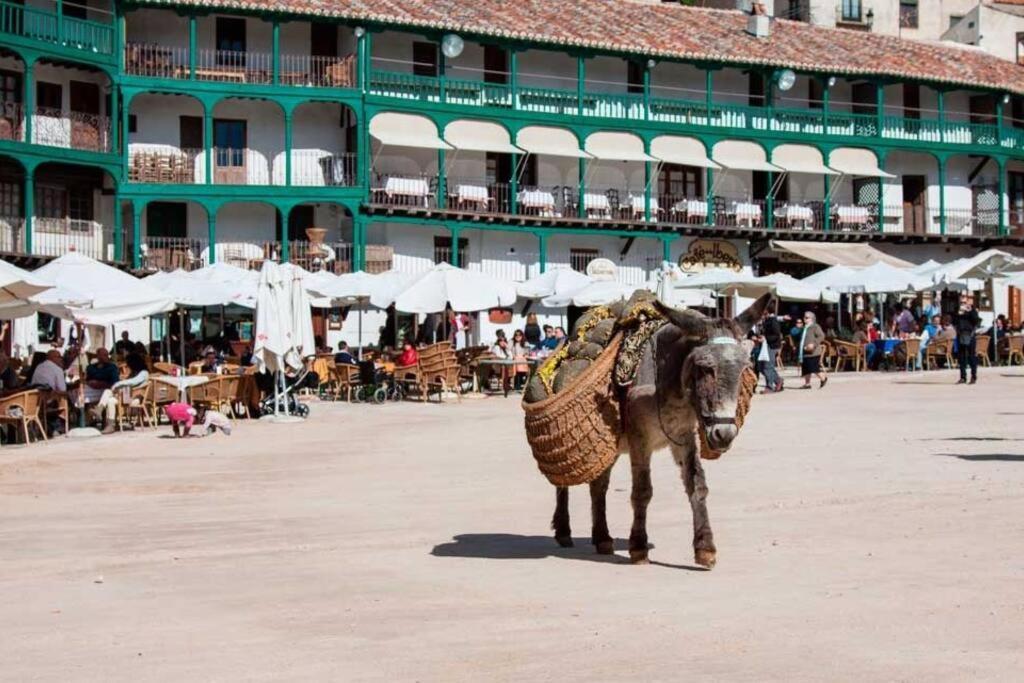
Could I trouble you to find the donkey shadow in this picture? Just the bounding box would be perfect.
[431,533,706,571]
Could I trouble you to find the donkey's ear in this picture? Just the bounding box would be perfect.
[656,302,710,340]
[733,293,775,335]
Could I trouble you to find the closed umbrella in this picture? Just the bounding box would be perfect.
[392,262,516,313]
[284,264,316,362]
[254,260,292,375]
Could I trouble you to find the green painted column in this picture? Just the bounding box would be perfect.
[705,166,714,226]
[353,217,367,271]
[271,20,280,85]
[509,152,519,215]
[131,203,141,269]
[279,207,290,262]
[822,78,830,134]
[997,96,1005,145]
[509,50,518,107]
[438,49,446,104]
[56,0,64,44]
[23,168,33,254]
[110,86,119,157]
[537,232,547,273]
[997,158,1007,237]
[937,90,945,144]
[705,69,713,121]
[284,111,292,186]
[766,170,774,229]
[203,105,212,184]
[437,148,447,209]
[188,15,197,79]
[362,31,372,95]
[113,191,123,262]
[448,226,460,266]
[937,156,946,236]
[823,174,831,233]
[121,92,130,175]
[642,61,650,121]
[207,208,216,263]
[644,158,651,223]
[116,11,125,73]
[875,81,884,138]
[661,237,671,263]
[876,152,886,233]
[23,59,33,144]
[577,157,585,218]
[576,56,584,116]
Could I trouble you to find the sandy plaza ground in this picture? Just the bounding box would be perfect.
[1,367,1023,681]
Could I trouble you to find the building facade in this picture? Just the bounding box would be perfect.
[1,0,1024,341]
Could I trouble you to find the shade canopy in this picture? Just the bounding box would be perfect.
[444,119,521,154]
[801,265,860,290]
[650,136,720,169]
[516,126,591,158]
[712,140,781,172]
[807,262,926,294]
[770,240,913,268]
[648,263,716,308]
[370,112,453,150]
[771,144,838,175]
[392,263,516,314]
[933,249,1024,282]
[584,131,655,162]
[0,260,51,306]
[516,268,593,300]
[542,279,644,308]
[185,262,258,308]
[145,270,240,308]
[673,267,759,292]
[311,270,417,309]
[828,147,895,178]
[721,272,839,303]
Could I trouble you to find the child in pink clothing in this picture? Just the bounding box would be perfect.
[164,402,197,437]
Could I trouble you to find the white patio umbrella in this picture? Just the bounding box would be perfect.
[186,262,258,308]
[392,262,516,314]
[146,269,239,308]
[721,272,839,303]
[314,270,417,356]
[671,267,760,292]
[820,262,927,295]
[647,262,715,308]
[542,278,644,307]
[935,249,1024,282]
[801,264,860,290]
[0,259,52,306]
[516,268,592,300]
[285,265,316,362]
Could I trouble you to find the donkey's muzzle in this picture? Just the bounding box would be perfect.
[703,415,738,452]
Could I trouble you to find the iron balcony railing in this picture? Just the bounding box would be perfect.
[0,215,26,253]
[32,107,110,152]
[140,236,207,272]
[0,0,113,55]
[33,218,123,262]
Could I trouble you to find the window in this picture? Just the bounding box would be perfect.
[128,114,137,134]
[67,187,93,222]
[808,79,823,110]
[627,61,644,95]
[569,248,599,273]
[899,0,918,29]
[851,82,876,115]
[658,164,702,201]
[903,83,920,120]
[63,0,88,20]
[213,119,246,167]
[146,202,187,238]
[748,72,765,108]
[215,17,246,65]
[483,46,508,85]
[0,70,22,105]
[1012,96,1024,130]
[0,181,20,217]
[433,236,466,265]
[948,15,963,30]
[69,80,99,115]
[841,0,861,22]
[412,42,438,78]
[179,115,203,149]
[36,82,62,111]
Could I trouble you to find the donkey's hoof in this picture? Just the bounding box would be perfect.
[595,540,615,555]
[629,549,649,564]
[555,535,574,548]
[694,549,717,569]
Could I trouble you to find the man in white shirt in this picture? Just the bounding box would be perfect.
[31,349,68,396]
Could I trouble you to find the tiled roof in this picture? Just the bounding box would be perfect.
[135,0,1024,95]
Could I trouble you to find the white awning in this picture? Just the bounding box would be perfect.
[516,126,592,158]
[770,240,913,268]
[828,148,895,178]
[771,144,838,175]
[650,136,721,169]
[584,132,655,162]
[711,140,781,172]
[369,112,452,150]
[443,119,521,154]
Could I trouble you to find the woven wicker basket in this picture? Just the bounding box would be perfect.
[522,334,623,487]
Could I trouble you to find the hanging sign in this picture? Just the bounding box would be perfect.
[679,239,742,273]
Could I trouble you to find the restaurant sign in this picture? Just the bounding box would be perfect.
[679,239,742,273]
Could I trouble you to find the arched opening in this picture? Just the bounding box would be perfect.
[0,155,26,252]
[32,161,116,261]
[944,154,1001,238]
[0,49,27,144]
[710,140,776,228]
[137,199,210,272]
[211,97,283,185]
[128,92,206,184]
[287,102,357,187]
[287,202,355,272]
[876,150,937,236]
[828,147,893,233]
[212,201,280,268]
[369,112,447,208]
[31,57,112,152]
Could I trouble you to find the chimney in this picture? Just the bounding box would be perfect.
[744,1,771,38]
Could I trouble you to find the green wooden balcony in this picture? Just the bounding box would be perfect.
[368,69,1023,153]
[0,0,114,56]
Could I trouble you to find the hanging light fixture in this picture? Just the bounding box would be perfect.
[354,26,366,38]
[827,75,837,88]
[441,33,464,59]
[775,68,796,92]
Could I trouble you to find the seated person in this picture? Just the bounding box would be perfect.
[95,353,150,434]
[83,348,120,405]
[539,325,558,351]
[114,331,135,356]
[852,322,876,367]
[199,349,220,374]
[31,350,68,395]
[240,344,254,367]
[396,339,419,367]
[334,341,358,366]
[0,351,20,391]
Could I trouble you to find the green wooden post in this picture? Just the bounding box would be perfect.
[131,202,141,269]
[116,8,125,73]
[113,191,122,262]
[279,207,290,262]
[661,237,671,263]
[644,158,651,224]
[577,157,585,219]
[437,148,447,209]
[509,152,519,215]
[537,232,547,273]
[207,207,216,263]
[438,48,446,104]
[121,91,130,175]
[875,81,884,138]
[997,158,1007,236]
[509,50,518,107]
[705,69,713,122]
[705,166,714,226]
[362,31,372,94]
[576,56,584,116]
[937,156,946,236]
[56,0,63,44]
[449,226,460,266]
[271,20,280,85]
[23,58,33,144]
[284,110,292,186]
[642,61,650,121]
[110,85,119,157]
[23,168,33,254]
[188,15,196,79]
[937,89,945,144]
[822,77,830,134]
[766,170,774,229]
[203,104,212,184]
[996,95,1004,145]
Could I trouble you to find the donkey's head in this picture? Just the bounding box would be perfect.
[663,294,774,453]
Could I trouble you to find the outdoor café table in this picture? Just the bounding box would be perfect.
[154,373,209,402]
[476,358,537,397]
[583,192,611,219]
[453,183,490,210]
[775,204,814,229]
[672,199,708,222]
[517,189,556,215]
[731,201,762,227]
[384,177,430,206]
[629,195,660,221]
[835,205,870,230]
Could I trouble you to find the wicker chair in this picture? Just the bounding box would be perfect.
[115,383,157,430]
[832,340,865,372]
[191,376,235,417]
[925,339,956,370]
[330,364,361,402]
[0,389,49,444]
[901,338,921,372]
[974,335,991,367]
[1007,335,1024,366]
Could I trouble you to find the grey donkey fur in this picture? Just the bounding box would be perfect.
[550,294,774,569]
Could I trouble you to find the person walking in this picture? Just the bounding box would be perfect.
[954,294,981,385]
[755,307,784,393]
[799,311,828,389]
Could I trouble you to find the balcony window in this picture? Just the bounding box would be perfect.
[146,202,187,238]
[0,70,21,105]
[841,0,862,22]
[37,82,62,110]
[412,41,438,78]
[903,84,920,120]
[627,61,644,95]
[215,17,246,66]
[434,236,466,265]
[483,46,508,85]
[899,0,918,29]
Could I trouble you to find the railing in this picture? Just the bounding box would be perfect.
[125,42,189,78]
[285,150,356,187]
[370,173,438,208]
[279,53,357,88]
[290,240,355,273]
[583,92,644,120]
[658,194,711,226]
[0,101,24,142]
[445,178,511,214]
[0,215,26,253]
[211,147,270,185]
[195,49,272,85]
[33,218,121,261]
[712,198,767,229]
[32,107,110,152]
[140,236,207,272]
[0,0,113,55]
[129,148,204,183]
[517,85,579,115]
[514,185,580,218]
[446,78,512,108]
[369,70,440,100]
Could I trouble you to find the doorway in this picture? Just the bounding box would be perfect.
[213,119,247,184]
[902,175,927,235]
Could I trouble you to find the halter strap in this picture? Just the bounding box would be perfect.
[709,336,738,345]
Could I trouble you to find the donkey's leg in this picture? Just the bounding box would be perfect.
[589,467,614,554]
[628,442,654,564]
[551,486,573,547]
[670,434,717,569]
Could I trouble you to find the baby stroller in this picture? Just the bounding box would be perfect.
[353,360,403,404]
[258,367,312,418]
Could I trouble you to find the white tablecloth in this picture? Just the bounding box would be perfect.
[385,177,430,198]
[835,205,870,224]
[517,190,555,210]
[454,184,489,203]
[672,199,708,217]
[584,193,610,214]
[629,196,660,215]
[731,202,762,221]
[775,205,814,222]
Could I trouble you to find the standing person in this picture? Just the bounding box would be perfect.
[954,294,981,385]
[799,311,828,389]
[523,313,542,348]
[755,307,784,393]
[894,302,916,336]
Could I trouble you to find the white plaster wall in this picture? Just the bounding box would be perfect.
[650,62,706,101]
[517,49,577,90]
[125,8,188,49]
[585,56,629,94]
[976,5,1024,63]
[212,99,283,185]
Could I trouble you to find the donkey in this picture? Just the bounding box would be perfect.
[551,293,773,569]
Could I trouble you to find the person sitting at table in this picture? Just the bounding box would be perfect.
[852,321,877,369]
[918,315,941,369]
[0,351,20,392]
[23,351,48,386]
[199,349,220,374]
[240,344,254,367]
[115,330,135,356]
[94,352,150,434]
[491,334,511,359]
[334,341,358,366]
[553,327,567,349]
[396,338,419,368]
[540,325,558,350]
[83,348,120,406]
[984,314,1008,363]
[936,315,956,343]
[894,303,916,336]
[510,330,530,390]
[524,313,542,348]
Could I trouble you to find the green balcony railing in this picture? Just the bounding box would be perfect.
[517,85,578,115]
[369,70,440,101]
[0,0,113,56]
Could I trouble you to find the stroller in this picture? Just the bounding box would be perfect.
[258,367,312,418]
[353,360,403,404]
